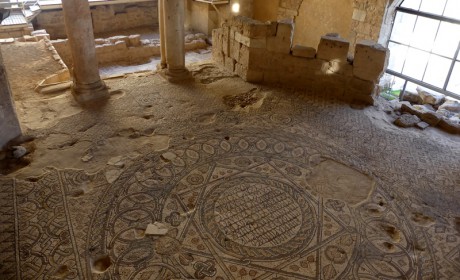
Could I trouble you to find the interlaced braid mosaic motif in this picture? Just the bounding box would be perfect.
[1,90,459,279]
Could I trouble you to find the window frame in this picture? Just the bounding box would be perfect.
[386,1,460,99]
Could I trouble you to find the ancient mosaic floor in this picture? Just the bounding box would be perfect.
[1,63,459,279]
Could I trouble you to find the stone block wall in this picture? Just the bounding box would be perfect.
[0,24,33,39]
[274,0,389,55]
[277,0,303,20]
[253,0,279,22]
[35,2,158,39]
[349,0,388,53]
[35,10,66,39]
[91,3,158,34]
[212,16,389,105]
[53,33,207,67]
[292,0,353,51]
[186,0,213,35]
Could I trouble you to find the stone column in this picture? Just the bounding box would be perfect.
[61,0,108,103]
[0,50,21,149]
[161,0,190,82]
[158,0,167,69]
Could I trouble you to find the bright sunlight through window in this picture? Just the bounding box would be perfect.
[384,0,460,100]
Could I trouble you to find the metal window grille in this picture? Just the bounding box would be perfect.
[386,0,460,100]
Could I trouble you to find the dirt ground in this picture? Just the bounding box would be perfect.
[1,41,62,101]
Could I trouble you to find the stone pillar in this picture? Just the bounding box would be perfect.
[0,50,21,149]
[61,0,109,103]
[158,0,167,69]
[161,0,190,82]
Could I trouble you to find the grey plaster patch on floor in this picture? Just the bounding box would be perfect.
[306,159,375,206]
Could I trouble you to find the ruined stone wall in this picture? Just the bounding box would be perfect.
[53,35,160,67]
[35,2,158,39]
[91,2,158,34]
[212,16,389,105]
[275,0,389,54]
[293,0,353,49]
[53,34,207,67]
[184,0,389,52]
[0,50,21,148]
[277,0,303,21]
[186,0,213,35]
[253,0,279,22]
[0,25,33,39]
[34,10,66,39]
[349,0,388,52]
[185,0,254,35]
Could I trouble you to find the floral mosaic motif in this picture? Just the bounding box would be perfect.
[2,90,459,278]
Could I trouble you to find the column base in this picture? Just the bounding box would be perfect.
[156,62,167,70]
[159,68,192,83]
[72,80,110,104]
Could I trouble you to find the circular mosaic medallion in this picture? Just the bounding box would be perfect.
[200,176,316,260]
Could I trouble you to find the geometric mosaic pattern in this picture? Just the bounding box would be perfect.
[84,131,455,279]
[1,69,459,279]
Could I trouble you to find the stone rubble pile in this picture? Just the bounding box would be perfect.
[391,86,460,134]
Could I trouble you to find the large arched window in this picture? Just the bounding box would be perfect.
[382,0,460,100]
